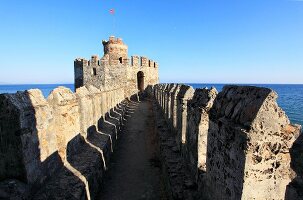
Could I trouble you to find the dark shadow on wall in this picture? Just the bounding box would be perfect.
[44,100,133,199]
[0,93,28,182]
[65,100,131,200]
[130,92,148,102]
[0,92,85,199]
[98,116,118,149]
[169,85,179,129]
[202,85,271,199]
[285,132,303,200]
[161,85,168,114]
[176,88,184,150]
[153,84,297,200]
[66,133,104,199]
[164,85,172,120]
[176,85,192,151]
[87,125,112,167]
[108,108,122,132]
[0,92,133,199]
[165,84,177,123]
[182,89,203,184]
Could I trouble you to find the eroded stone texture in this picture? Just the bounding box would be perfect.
[165,84,177,121]
[1,36,159,199]
[161,84,168,111]
[170,85,181,131]
[151,84,301,200]
[0,85,132,199]
[87,85,103,126]
[185,87,217,182]
[285,133,303,199]
[47,87,80,160]
[153,99,198,200]
[176,85,195,149]
[0,89,61,187]
[205,85,301,200]
[159,84,165,110]
[76,87,95,138]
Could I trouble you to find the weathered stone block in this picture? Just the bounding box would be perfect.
[185,87,217,182]
[176,85,195,148]
[76,87,95,138]
[205,85,300,200]
[87,85,103,126]
[0,89,61,186]
[47,87,80,160]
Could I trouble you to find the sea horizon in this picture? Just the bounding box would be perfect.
[0,83,302,127]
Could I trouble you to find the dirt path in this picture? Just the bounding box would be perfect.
[98,100,167,200]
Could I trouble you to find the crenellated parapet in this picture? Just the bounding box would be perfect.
[149,60,154,67]
[74,36,159,96]
[140,56,148,67]
[131,55,139,67]
[0,85,130,198]
[152,83,302,200]
[102,36,128,63]
[74,55,101,68]
[74,58,88,67]
[154,62,159,68]
[130,56,158,68]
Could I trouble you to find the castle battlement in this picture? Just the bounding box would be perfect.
[102,35,125,45]
[130,56,158,68]
[75,55,158,68]
[1,35,302,199]
[130,55,138,66]
[74,36,159,96]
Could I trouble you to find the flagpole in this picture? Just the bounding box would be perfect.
[113,13,116,36]
[110,9,116,36]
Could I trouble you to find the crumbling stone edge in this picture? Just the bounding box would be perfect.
[0,86,134,199]
[148,83,302,200]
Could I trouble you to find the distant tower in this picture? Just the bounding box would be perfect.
[74,36,159,95]
[102,36,128,65]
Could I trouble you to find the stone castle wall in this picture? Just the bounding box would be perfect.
[2,34,302,199]
[74,36,159,98]
[1,82,302,199]
[152,83,302,199]
[0,85,130,199]
[0,36,159,199]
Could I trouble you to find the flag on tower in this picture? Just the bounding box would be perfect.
[110,9,115,15]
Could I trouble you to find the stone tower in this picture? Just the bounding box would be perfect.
[102,36,128,65]
[74,36,159,98]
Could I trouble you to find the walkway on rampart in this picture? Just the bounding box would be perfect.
[98,100,168,200]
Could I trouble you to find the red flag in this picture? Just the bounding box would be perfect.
[109,9,115,15]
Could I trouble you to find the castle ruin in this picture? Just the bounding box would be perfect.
[74,36,159,97]
[0,36,302,200]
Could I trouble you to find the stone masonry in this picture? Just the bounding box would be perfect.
[1,35,303,200]
[0,86,129,199]
[0,36,159,199]
[74,36,159,97]
[152,84,302,200]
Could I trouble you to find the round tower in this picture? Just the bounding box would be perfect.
[102,36,128,64]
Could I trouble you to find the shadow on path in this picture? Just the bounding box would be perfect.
[98,100,168,200]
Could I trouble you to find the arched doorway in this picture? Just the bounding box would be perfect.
[137,71,144,92]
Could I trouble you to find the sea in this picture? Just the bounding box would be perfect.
[0,83,302,127]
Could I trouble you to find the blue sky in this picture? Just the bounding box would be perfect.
[0,0,302,84]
